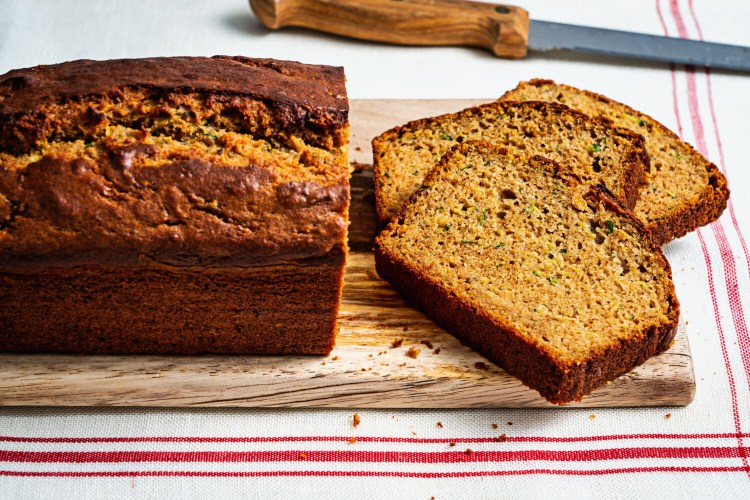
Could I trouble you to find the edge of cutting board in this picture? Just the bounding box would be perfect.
[0,99,696,408]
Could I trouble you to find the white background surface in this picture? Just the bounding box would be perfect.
[1,0,750,498]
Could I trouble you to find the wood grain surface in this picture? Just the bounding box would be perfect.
[0,99,696,408]
[249,0,530,59]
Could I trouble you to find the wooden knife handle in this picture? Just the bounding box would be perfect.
[249,0,530,58]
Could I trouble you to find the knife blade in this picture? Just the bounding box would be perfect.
[248,0,750,73]
[530,20,750,72]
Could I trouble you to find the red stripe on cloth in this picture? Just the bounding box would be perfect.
[671,0,750,424]
[668,1,705,151]
[670,3,750,380]
[686,0,705,41]
[696,231,744,432]
[2,433,749,444]
[668,64,683,134]
[0,467,748,478]
[667,0,750,478]
[2,447,750,464]
[655,0,684,138]
[702,69,750,289]
[708,222,750,391]
[686,0,750,389]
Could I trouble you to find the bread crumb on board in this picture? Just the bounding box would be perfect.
[353,413,361,428]
[433,348,441,355]
[421,340,434,349]
[406,347,421,359]
[391,338,404,348]
[349,161,369,173]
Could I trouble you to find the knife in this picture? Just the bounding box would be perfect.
[248,0,750,73]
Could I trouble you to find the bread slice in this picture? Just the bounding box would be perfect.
[372,100,650,227]
[500,79,729,245]
[374,141,679,404]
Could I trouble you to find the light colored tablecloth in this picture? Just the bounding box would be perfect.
[1,0,750,498]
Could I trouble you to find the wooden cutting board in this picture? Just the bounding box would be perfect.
[0,99,695,408]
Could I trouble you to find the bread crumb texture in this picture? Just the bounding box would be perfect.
[373,100,647,225]
[501,79,729,244]
[375,142,679,402]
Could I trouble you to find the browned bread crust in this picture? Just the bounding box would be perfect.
[0,56,348,151]
[0,252,345,355]
[375,243,677,403]
[0,56,350,355]
[374,141,679,403]
[372,100,650,227]
[500,79,729,245]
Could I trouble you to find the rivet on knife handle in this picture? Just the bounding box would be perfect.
[249,0,530,59]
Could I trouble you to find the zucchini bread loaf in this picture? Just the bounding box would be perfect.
[0,56,350,355]
[372,100,650,227]
[374,141,679,403]
[500,79,729,245]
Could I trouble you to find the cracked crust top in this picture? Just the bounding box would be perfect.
[0,56,348,140]
[0,57,350,270]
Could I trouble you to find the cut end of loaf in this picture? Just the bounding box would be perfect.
[375,141,679,403]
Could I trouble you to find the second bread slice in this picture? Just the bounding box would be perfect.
[372,100,650,227]
[374,141,679,404]
[500,79,729,245]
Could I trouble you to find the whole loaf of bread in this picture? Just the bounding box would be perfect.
[0,56,350,355]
